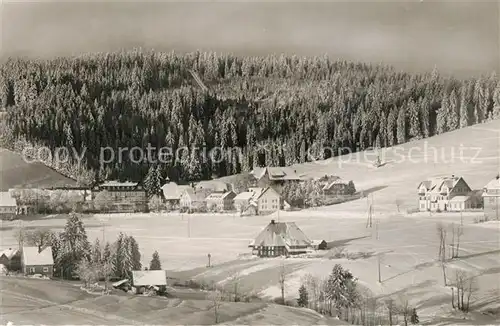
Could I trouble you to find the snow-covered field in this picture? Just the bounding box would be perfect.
[1,120,499,324]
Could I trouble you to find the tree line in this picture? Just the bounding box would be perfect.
[1,50,499,186]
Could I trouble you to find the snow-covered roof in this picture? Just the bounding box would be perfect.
[112,279,130,287]
[418,176,468,193]
[0,191,16,207]
[234,192,254,201]
[101,181,138,188]
[251,167,303,181]
[484,176,500,190]
[205,191,235,201]
[182,188,211,202]
[132,270,167,286]
[0,248,19,260]
[449,196,470,203]
[311,240,327,246]
[251,220,311,248]
[22,246,54,266]
[161,182,191,200]
[322,179,348,190]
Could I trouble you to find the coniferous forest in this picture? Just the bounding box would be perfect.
[1,50,499,185]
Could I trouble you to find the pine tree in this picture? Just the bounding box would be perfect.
[128,236,142,272]
[410,308,419,324]
[459,84,470,128]
[474,80,485,124]
[447,90,459,131]
[494,83,500,119]
[346,180,356,195]
[386,108,397,147]
[408,99,421,139]
[149,251,162,270]
[112,232,127,279]
[419,97,430,138]
[436,96,449,134]
[297,284,309,307]
[396,106,406,145]
[59,213,91,277]
[91,238,102,264]
[103,242,112,262]
[144,165,163,198]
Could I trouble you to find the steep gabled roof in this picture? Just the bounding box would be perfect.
[0,248,19,260]
[22,246,54,266]
[252,221,311,248]
[484,175,500,190]
[418,176,469,193]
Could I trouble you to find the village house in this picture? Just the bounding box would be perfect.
[161,182,191,208]
[205,191,236,212]
[132,270,167,295]
[483,174,500,220]
[234,187,282,215]
[95,181,147,212]
[0,191,17,217]
[179,188,211,211]
[21,246,54,278]
[248,219,312,257]
[322,178,349,196]
[0,248,21,271]
[417,175,472,212]
[251,167,303,192]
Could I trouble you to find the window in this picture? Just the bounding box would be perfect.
[43,267,49,272]
[29,267,35,273]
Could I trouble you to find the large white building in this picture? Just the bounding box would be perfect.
[417,175,472,212]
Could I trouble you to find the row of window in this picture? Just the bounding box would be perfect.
[261,198,278,204]
[261,205,278,211]
[28,267,49,273]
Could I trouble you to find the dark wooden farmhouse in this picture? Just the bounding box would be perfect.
[248,219,312,257]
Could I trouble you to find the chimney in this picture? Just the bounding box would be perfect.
[271,219,275,224]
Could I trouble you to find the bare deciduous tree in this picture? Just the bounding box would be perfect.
[452,270,477,312]
[386,298,395,326]
[208,287,224,324]
[395,296,411,326]
[26,229,54,250]
[436,223,448,285]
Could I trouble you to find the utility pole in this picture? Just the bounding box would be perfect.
[460,210,463,226]
[377,253,382,283]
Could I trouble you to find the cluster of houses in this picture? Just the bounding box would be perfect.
[417,174,500,219]
[165,167,307,214]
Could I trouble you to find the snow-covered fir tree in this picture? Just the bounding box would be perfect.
[144,165,163,198]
